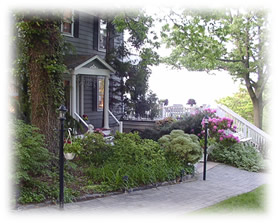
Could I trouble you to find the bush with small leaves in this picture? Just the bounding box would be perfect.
[209,142,264,172]
[158,130,202,165]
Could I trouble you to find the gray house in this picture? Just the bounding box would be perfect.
[61,10,123,130]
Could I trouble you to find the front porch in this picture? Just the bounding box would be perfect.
[64,55,116,129]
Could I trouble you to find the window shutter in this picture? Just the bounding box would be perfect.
[93,17,99,50]
[73,11,79,38]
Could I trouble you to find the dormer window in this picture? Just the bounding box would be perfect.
[61,10,74,37]
[98,19,107,51]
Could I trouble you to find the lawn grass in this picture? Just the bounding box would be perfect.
[195,184,267,214]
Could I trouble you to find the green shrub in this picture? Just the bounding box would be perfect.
[12,119,79,204]
[140,110,207,141]
[78,132,113,166]
[12,119,53,203]
[209,143,264,172]
[13,120,51,185]
[158,130,202,165]
[85,132,188,192]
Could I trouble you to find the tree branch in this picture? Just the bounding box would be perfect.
[216,58,243,63]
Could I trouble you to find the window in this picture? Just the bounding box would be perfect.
[61,10,74,37]
[98,19,107,51]
[97,78,105,110]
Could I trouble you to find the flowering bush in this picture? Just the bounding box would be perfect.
[201,111,239,147]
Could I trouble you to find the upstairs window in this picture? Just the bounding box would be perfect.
[98,19,107,51]
[61,10,74,37]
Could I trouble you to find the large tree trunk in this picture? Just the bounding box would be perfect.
[24,15,64,154]
[252,94,263,129]
[244,73,264,129]
[29,47,59,154]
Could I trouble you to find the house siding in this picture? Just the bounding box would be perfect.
[64,10,123,128]
[64,11,123,57]
[64,11,105,57]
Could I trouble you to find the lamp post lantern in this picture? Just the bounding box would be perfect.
[203,115,209,181]
[58,105,67,209]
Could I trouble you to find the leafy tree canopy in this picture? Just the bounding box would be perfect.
[161,9,269,128]
[103,9,161,118]
[216,87,254,123]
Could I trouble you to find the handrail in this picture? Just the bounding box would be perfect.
[216,104,270,154]
[108,109,123,133]
[216,104,270,138]
[74,112,88,128]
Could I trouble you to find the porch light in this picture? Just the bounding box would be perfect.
[58,105,67,119]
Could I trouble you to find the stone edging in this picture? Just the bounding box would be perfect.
[14,173,197,211]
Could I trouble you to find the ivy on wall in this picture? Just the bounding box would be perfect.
[14,11,68,153]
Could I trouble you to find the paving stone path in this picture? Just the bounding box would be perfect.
[17,162,268,215]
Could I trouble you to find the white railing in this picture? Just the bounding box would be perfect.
[74,112,88,128]
[216,104,270,155]
[108,110,123,133]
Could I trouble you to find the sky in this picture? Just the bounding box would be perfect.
[149,64,240,107]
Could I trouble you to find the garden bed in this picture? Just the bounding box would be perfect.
[15,173,197,211]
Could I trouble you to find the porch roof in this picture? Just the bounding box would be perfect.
[64,54,116,73]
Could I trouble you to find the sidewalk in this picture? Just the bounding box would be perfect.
[16,162,268,215]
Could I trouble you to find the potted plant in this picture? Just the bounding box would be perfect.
[82,114,89,123]
[64,139,82,160]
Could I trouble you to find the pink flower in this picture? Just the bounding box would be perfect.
[219,137,223,141]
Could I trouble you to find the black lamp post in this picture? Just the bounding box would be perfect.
[203,115,209,181]
[58,105,67,209]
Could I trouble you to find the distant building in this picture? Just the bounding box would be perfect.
[164,104,186,118]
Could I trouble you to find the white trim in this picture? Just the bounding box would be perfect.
[71,72,77,118]
[108,110,123,133]
[74,55,116,73]
[80,76,84,116]
[76,76,80,115]
[74,67,111,76]
[103,76,109,129]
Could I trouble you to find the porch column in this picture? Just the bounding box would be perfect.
[71,72,77,118]
[103,75,109,129]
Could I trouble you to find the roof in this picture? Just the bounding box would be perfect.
[64,55,95,69]
[64,54,116,73]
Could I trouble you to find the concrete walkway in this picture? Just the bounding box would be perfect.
[17,162,268,215]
